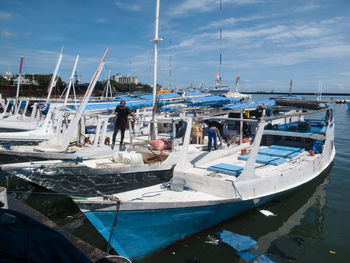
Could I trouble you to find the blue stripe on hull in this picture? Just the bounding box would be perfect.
[347,102,350,111]
[84,195,276,260]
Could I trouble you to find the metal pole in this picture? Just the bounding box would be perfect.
[240,112,243,145]
[150,0,162,140]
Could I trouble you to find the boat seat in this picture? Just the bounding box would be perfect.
[269,145,304,152]
[207,163,243,176]
[258,148,300,158]
[238,154,285,166]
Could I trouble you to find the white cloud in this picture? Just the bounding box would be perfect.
[0,11,12,19]
[294,2,322,12]
[172,18,340,55]
[253,44,350,67]
[94,18,107,24]
[198,15,270,31]
[1,30,15,37]
[115,2,141,11]
[169,0,263,16]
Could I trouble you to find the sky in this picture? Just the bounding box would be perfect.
[1,0,350,93]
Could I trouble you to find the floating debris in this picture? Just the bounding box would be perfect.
[219,230,276,262]
[205,235,219,245]
[258,209,276,217]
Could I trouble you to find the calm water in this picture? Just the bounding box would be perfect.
[1,95,349,263]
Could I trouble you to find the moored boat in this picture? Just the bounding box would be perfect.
[74,99,335,261]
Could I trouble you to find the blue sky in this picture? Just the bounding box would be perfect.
[1,0,350,93]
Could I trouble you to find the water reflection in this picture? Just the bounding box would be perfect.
[141,168,332,263]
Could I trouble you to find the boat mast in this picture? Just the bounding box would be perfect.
[45,47,63,104]
[218,0,222,87]
[150,0,162,139]
[235,72,240,92]
[64,55,79,106]
[15,56,23,101]
[59,48,109,151]
[317,80,323,101]
[103,69,112,98]
[13,56,23,114]
[289,79,293,96]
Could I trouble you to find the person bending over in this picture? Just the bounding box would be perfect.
[204,120,223,151]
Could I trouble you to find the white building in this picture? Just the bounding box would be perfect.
[112,73,138,85]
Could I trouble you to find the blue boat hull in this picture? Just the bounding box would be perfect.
[347,102,350,111]
[84,195,275,260]
[82,159,334,261]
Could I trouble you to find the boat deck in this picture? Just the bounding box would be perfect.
[191,147,312,180]
[82,184,229,211]
[82,145,316,207]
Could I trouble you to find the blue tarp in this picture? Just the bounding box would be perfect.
[313,141,323,153]
[220,230,257,251]
[140,94,153,100]
[189,96,233,106]
[68,100,153,111]
[275,121,326,134]
[115,96,135,101]
[219,230,276,263]
[140,93,181,100]
[224,100,275,110]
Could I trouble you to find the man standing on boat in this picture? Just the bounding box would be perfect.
[112,100,136,150]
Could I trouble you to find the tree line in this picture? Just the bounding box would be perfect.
[0,74,155,94]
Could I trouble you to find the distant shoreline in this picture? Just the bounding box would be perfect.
[241,92,350,96]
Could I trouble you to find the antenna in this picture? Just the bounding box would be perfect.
[289,79,293,96]
[219,0,223,87]
[317,80,323,101]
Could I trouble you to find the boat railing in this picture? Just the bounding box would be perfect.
[237,107,332,182]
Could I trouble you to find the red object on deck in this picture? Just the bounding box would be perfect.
[309,150,315,156]
[241,149,247,155]
[149,140,166,151]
